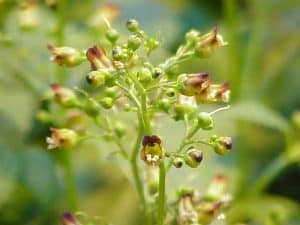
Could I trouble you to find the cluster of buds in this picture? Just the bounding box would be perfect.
[177,175,232,225]
[177,72,230,104]
[169,147,203,169]
[140,135,164,165]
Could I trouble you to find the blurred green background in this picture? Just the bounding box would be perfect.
[0,0,300,224]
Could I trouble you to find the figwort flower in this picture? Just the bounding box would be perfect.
[50,84,78,107]
[213,137,232,155]
[47,44,85,67]
[195,26,228,58]
[195,82,230,104]
[46,128,78,150]
[140,135,164,165]
[177,72,210,97]
[86,45,113,70]
[61,212,82,225]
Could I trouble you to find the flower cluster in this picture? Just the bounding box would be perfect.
[42,18,232,225]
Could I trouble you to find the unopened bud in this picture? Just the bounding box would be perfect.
[197,112,213,130]
[105,28,119,43]
[165,88,176,98]
[112,46,124,61]
[153,67,163,78]
[184,148,203,168]
[100,97,114,109]
[185,29,200,44]
[158,98,171,112]
[128,34,142,50]
[86,70,106,88]
[113,121,126,138]
[173,157,184,168]
[213,137,232,155]
[84,98,100,117]
[126,19,139,32]
[137,67,152,83]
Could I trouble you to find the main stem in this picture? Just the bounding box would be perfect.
[158,161,166,225]
[61,150,78,211]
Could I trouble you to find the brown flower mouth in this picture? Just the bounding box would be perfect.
[142,135,161,147]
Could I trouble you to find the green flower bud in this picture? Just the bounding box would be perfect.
[105,28,119,43]
[158,98,171,112]
[152,67,163,78]
[184,148,203,168]
[100,97,114,109]
[145,37,159,53]
[104,87,118,99]
[127,34,142,50]
[84,98,100,116]
[165,88,176,98]
[137,67,152,83]
[112,46,124,61]
[126,19,139,32]
[113,121,126,138]
[86,70,106,88]
[198,112,213,130]
[173,103,186,121]
[36,110,51,123]
[173,157,184,168]
[213,137,232,155]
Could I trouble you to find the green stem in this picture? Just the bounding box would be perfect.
[61,150,78,211]
[130,123,150,225]
[55,0,67,84]
[158,161,166,225]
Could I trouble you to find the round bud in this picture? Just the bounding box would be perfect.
[153,67,163,78]
[198,112,213,130]
[100,97,114,109]
[126,19,139,32]
[86,70,105,88]
[185,29,200,43]
[105,28,119,43]
[128,34,142,50]
[165,88,176,98]
[213,137,232,155]
[173,157,184,168]
[104,87,118,99]
[187,148,203,163]
[158,98,171,112]
[184,148,203,168]
[113,122,126,138]
[85,98,100,116]
[112,46,124,61]
[137,67,152,83]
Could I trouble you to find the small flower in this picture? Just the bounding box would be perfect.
[50,84,78,107]
[195,26,227,58]
[61,212,82,225]
[140,135,164,165]
[47,44,85,67]
[177,72,210,97]
[86,45,113,70]
[177,194,198,225]
[46,128,78,150]
[213,136,232,155]
[195,82,230,104]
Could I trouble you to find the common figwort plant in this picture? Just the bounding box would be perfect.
[45,18,232,225]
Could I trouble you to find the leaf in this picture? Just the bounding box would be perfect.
[229,101,290,133]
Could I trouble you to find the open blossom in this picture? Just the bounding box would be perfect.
[47,44,85,67]
[86,45,113,70]
[177,72,210,97]
[46,128,78,150]
[195,82,230,104]
[140,135,164,165]
[195,26,228,58]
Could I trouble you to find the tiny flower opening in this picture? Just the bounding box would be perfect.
[141,135,163,165]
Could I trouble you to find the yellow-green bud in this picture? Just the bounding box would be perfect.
[84,98,100,116]
[166,88,176,98]
[173,157,184,168]
[137,67,152,83]
[126,19,139,32]
[213,137,232,155]
[184,148,203,168]
[198,112,213,130]
[128,34,142,50]
[112,46,124,61]
[86,70,106,88]
[113,121,126,138]
[100,97,114,109]
[158,98,171,112]
[105,28,119,43]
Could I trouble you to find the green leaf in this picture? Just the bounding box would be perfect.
[230,101,290,133]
